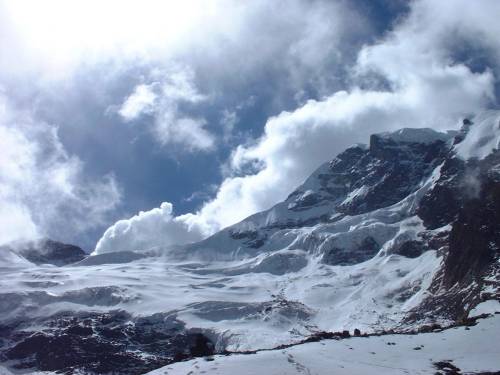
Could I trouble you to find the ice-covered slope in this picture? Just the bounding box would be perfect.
[147,313,500,375]
[0,112,499,374]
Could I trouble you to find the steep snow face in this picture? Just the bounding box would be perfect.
[455,110,500,160]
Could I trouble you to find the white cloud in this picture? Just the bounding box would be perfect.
[155,116,215,152]
[220,109,238,142]
[0,0,370,101]
[94,202,204,254]
[0,93,121,246]
[118,84,157,121]
[94,0,499,254]
[118,66,215,151]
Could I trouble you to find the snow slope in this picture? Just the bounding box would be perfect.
[147,314,500,375]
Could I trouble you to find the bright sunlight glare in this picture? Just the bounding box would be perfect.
[3,0,209,67]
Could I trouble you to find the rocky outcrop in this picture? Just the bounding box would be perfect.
[2,310,214,375]
[406,118,500,324]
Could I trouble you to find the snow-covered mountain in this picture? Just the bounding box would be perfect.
[0,239,86,266]
[0,111,499,374]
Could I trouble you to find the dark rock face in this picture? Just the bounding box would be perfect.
[3,239,87,266]
[417,157,467,229]
[322,236,380,265]
[444,153,500,288]
[416,147,500,293]
[269,133,449,237]
[391,240,426,258]
[336,135,448,216]
[1,310,215,375]
[407,122,500,323]
[229,230,267,249]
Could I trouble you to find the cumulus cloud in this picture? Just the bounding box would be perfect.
[0,93,121,247]
[94,0,499,254]
[117,66,215,151]
[94,202,204,254]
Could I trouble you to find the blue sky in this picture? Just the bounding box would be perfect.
[0,0,499,252]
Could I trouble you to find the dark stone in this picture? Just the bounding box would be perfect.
[322,236,379,266]
[392,240,426,258]
[189,333,214,357]
[341,330,350,338]
[433,361,461,374]
[353,328,361,336]
[65,325,93,336]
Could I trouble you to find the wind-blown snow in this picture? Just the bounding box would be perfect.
[455,110,500,160]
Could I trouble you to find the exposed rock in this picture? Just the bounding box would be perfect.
[1,310,215,375]
[391,240,426,258]
[322,236,380,266]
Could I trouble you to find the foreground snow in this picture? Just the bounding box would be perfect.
[147,314,500,375]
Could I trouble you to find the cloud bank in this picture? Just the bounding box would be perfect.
[0,93,121,247]
[95,202,204,253]
[94,0,499,254]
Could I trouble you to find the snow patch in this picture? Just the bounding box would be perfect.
[469,299,500,317]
